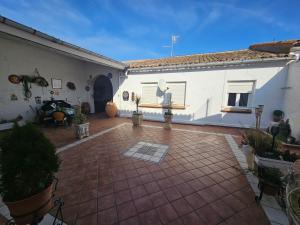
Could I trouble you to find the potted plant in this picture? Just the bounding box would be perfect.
[132,95,143,126]
[164,96,173,130]
[258,167,283,196]
[74,106,89,139]
[276,119,292,143]
[273,110,284,122]
[251,128,295,171]
[0,123,59,225]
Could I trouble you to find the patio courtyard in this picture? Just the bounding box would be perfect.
[52,118,270,225]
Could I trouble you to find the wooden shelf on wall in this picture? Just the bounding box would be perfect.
[139,104,186,110]
[221,107,252,114]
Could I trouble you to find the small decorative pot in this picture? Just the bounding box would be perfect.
[132,113,143,126]
[75,122,90,139]
[105,102,118,118]
[164,114,173,130]
[5,183,54,225]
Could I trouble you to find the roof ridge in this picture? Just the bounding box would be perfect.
[124,49,251,63]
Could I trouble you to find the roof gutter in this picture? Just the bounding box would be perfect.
[0,16,127,70]
[127,56,294,73]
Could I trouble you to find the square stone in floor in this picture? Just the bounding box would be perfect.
[124,142,169,163]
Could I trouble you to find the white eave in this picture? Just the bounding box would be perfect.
[0,16,127,70]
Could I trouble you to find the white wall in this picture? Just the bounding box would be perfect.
[283,47,300,139]
[119,62,288,128]
[0,34,119,121]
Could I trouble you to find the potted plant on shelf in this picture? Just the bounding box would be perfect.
[0,123,59,225]
[74,106,89,139]
[164,95,173,130]
[132,95,143,126]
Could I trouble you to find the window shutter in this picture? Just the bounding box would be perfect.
[167,82,186,105]
[227,82,253,93]
[142,84,158,104]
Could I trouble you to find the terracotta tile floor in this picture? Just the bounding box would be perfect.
[54,121,269,225]
[41,114,245,148]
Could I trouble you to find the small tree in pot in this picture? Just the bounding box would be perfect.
[74,106,89,139]
[0,123,59,225]
[164,94,173,130]
[132,95,143,126]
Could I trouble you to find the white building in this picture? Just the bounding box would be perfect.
[1,17,300,139]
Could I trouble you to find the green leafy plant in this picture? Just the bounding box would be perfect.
[260,167,283,186]
[0,123,59,201]
[165,94,173,116]
[133,95,141,115]
[276,119,292,143]
[242,129,281,159]
[73,107,87,124]
[273,110,284,122]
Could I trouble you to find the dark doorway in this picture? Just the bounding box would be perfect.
[94,75,113,113]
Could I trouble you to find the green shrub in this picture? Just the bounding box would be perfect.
[260,167,282,186]
[73,107,87,124]
[0,123,59,201]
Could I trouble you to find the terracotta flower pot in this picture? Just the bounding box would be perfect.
[5,183,54,225]
[262,183,278,196]
[105,102,118,118]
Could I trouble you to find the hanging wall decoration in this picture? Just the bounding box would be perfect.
[9,68,49,98]
[85,86,90,92]
[10,94,18,101]
[51,79,62,89]
[66,82,76,90]
[35,96,42,104]
[122,91,129,101]
[8,75,21,84]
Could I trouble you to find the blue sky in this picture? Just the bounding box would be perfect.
[1,0,299,61]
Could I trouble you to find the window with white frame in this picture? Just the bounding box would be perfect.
[166,82,186,106]
[226,81,254,108]
[141,81,186,106]
[141,83,158,104]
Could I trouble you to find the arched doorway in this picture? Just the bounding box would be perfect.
[94,75,113,113]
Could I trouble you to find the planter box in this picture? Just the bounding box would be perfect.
[75,122,89,139]
[254,155,293,172]
[0,121,25,131]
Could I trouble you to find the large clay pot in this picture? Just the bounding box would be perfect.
[5,183,54,225]
[105,102,118,118]
[132,113,143,126]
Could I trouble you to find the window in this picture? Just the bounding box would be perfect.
[141,83,158,104]
[227,93,237,106]
[140,81,186,107]
[226,81,254,108]
[166,82,186,106]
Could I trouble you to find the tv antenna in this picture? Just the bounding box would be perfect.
[162,35,179,57]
